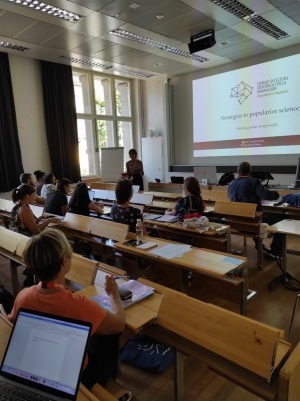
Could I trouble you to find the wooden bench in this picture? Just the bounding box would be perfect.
[212,201,264,269]
[144,290,293,401]
[209,190,230,202]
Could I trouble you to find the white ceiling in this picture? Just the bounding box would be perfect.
[1,0,300,79]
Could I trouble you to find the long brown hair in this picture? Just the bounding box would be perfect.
[184,177,205,213]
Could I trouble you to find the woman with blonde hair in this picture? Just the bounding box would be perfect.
[9,229,128,396]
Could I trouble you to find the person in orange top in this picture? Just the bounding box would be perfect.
[9,229,126,392]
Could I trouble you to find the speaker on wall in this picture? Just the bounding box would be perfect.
[188,30,216,53]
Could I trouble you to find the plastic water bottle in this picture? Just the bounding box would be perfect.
[136,219,143,244]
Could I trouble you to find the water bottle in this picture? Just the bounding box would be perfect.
[136,219,143,244]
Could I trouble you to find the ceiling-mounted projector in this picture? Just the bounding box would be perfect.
[188,30,216,53]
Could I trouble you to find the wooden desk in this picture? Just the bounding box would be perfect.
[267,219,300,276]
[75,283,162,333]
[115,237,248,315]
[143,191,180,200]
[145,200,176,213]
[143,217,230,253]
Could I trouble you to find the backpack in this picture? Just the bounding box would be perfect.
[0,285,15,314]
[120,333,174,373]
[218,171,235,186]
[275,193,300,207]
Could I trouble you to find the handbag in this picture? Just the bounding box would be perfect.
[120,333,174,373]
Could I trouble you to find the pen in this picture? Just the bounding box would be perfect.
[114,276,130,280]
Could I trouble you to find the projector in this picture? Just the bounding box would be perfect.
[188,30,216,53]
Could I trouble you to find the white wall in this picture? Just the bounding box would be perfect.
[9,55,51,174]
[169,42,300,171]
[142,77,169,183]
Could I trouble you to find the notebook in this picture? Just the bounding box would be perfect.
[92,280,154,310]
[0,308,92,401]
[89,190,95,201]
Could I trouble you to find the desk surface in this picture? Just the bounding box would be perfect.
[143,191,180,200]
[267,219,300,236]
[143,217,229,237]
[76,283,162,333]
[115,236,247,278]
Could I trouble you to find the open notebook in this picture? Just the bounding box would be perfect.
[92,280,154,310]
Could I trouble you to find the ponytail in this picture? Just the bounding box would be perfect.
[12,184,35,203]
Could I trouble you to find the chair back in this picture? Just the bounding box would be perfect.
[214,200,257,218]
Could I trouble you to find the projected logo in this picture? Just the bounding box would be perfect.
[230,81,253,105]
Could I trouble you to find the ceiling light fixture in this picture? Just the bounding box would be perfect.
[0,41,29,51]
[2,0,83,22]
[208,0,289,39]
[109,28,209,63]
[59,55,154,78]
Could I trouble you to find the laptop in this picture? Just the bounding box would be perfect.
[0,308,92,401]
[194,166,217,184]
[89,190,95,201]
[170,176,184,184]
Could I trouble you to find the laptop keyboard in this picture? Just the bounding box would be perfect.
[0,381,54,400]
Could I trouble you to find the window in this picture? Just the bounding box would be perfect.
[73,70,133,177]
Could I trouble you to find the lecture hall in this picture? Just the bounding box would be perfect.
[1,1,300,400]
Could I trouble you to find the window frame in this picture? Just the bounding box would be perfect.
[73,68,134,177]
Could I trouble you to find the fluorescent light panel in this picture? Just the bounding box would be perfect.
[59,55,154,78]
[2,0,83,22]
[0,41,29,51]
[209,0,289,39]
[109,28,209,63]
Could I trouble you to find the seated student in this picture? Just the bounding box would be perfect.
[10,184,60,236]
[33,170,45,196]
[111,180,147,234]
[8,229,128,396]
[44,178,71,217]
[9,184,61,287]
[20,172,45,205]
[41,172,56,197]
[165,176,205,220]
[69,182,104,216]
[228,161,280,257]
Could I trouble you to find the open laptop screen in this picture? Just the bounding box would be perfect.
[1,309,91,400]
[89,190,95,201]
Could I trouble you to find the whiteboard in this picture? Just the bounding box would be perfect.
[101,147,124,182]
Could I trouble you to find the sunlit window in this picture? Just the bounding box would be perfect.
[73,70,133,177]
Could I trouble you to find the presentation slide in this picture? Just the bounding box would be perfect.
[193,53,300,157]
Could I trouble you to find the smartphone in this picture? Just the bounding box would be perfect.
[123,239,145,247]
[118,287,132,301]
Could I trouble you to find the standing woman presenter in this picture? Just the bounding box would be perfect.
[126,148,144,191]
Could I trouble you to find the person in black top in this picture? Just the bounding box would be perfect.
[69,182,104,216]
[44,178,71,216]
[165,177,205,220]
[228,161,280,257]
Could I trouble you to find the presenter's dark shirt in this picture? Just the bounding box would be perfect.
[228,176,279,211]
[44,192,68,216]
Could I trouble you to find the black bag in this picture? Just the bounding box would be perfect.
[218,171,235,186]
[120,333,174,373]
[0,285,15,314]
